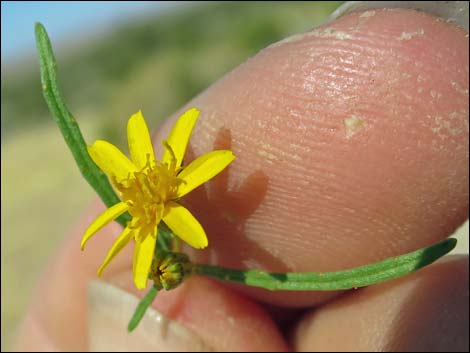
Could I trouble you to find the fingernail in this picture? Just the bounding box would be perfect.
[88,280,211,351]
[327,1,469,30]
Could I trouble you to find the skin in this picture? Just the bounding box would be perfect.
[16,9,468,351]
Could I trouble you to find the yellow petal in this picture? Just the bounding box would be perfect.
[133,233,157,289]
[88,140,137,182]
[127,110,156,169]
[97,227,134,276]
[175,150,235,198]
[162,201,208,249]
[161,108,199,169]
[81,202,129,250]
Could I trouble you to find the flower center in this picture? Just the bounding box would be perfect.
[118,162,181,226]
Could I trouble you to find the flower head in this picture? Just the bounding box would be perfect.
[81,108,235,289]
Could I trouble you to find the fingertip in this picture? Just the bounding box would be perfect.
[159,8,468,307]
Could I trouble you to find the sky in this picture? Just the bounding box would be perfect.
[1,1,179,62]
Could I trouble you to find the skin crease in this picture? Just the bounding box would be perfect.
[16,9,468,351]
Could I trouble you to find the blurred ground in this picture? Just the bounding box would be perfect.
[1,114,99,350]
[1,2,468,351]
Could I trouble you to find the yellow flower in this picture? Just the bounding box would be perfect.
[80,108,235,289]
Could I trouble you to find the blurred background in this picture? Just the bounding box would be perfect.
[1,1,468,351]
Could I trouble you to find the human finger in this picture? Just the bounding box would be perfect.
[292,256,469,351]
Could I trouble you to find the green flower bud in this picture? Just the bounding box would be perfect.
[150,251,192,290]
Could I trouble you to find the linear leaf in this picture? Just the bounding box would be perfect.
[194,238,457,290]
[35,22,130,227]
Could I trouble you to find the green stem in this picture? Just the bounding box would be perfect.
[34,22,130,227]
[194,238,456,290]
[128,286,158,332]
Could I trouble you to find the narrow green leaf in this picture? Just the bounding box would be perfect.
[34,22,130,227]
[194,238,457,290]
[128,286,158,332]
